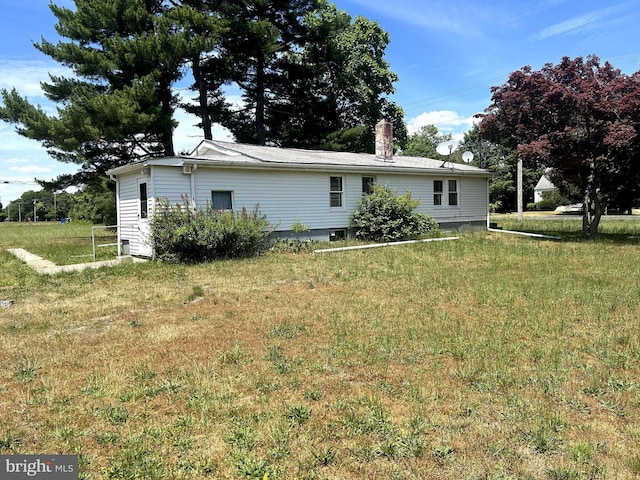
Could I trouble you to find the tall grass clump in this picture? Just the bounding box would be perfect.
[351,184,439,242]
[151,198,271,263]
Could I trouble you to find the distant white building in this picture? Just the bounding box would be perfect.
[534,173,557,203]
[107,121,491,257]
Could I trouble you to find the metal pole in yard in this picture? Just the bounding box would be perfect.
[517,157,523,220]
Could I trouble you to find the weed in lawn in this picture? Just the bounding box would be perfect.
[0,430,22,451]
[96,432,120,446]
[629,454,640,475]
[568,441,593,464]
[80,373,107,398]
[13,357,40,382]
[303,388,322,401]
[546,466,582,480]
[433,445,455,460]
[286,405,311,427]
[264,344,301,374]
[268,320,307,339]
[219,341,246,366]
[104,437,166,480]
[227,421,259,451]
[311,446,336,467]
[235,455,271,479]
[103,405,130,425]
[188,284,204,302]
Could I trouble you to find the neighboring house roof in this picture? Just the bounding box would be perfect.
[535,174,556,191]
[107,139,490,177]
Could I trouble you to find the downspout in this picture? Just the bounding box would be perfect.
[190,164,198,210]
[486,177,490,229]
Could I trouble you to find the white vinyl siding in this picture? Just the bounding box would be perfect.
[114,163,489,254]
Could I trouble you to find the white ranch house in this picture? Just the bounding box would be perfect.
[107,133,490,257]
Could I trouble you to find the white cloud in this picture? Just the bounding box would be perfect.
[533,5,628,39]
[0,58,71,101]
[10,165,52,173]
[363,1,469,35]
[407,110,476,137]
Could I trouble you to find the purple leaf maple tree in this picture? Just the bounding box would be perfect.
[479,55,640,237]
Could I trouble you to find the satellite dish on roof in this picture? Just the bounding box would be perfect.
[462,151,474,163]
[436,140,458,157]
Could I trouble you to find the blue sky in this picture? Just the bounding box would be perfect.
[1,0,639,203]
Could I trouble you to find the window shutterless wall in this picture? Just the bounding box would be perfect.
[150,165,487,234]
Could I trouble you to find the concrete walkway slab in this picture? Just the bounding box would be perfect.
[8,248,146,275]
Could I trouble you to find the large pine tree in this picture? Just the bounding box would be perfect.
[1,0,405,192]
[0,0,200,188]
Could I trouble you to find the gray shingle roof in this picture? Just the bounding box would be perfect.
[108,139,490,177]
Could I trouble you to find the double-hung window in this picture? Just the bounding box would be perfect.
[448,180,458,206]
[330,176,343,207]
[433,180,443,206]
[434,179,459,206]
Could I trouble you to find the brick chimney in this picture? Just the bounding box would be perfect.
[375,119,393,161]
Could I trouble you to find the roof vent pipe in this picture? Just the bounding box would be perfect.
[375,119,394,162]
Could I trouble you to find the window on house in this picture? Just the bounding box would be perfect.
[433,180,443,206]
[139,182,148,219]
[212,190,233,210]
[329,229,347,241]
[330,176,343,207]
[448,180,458,206]
[362,176,375,195]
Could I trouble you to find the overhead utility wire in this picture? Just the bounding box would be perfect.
[402,53,640,111]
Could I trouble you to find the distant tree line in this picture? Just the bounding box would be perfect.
[0,181,115,224]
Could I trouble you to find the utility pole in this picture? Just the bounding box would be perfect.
[517,157,523,220]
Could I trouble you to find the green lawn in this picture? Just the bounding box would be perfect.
[1,220,639,479]
[0,221,118,266]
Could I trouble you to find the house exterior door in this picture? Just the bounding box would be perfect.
[136,178,153,257]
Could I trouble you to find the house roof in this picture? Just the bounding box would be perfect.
[107,139,490,177]
[534,174,556,191]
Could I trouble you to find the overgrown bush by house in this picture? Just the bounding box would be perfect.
[351,184,439,242]
[150,198,271,263]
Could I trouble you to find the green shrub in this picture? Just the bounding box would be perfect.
[150,198,271,263]
[536,190,571,211]
[350,184,439,242]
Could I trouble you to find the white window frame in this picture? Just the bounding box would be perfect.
[139,181,148,219]
[433,179,459,206]
[211,190,233,211]
[330,176,344,208]
[433,180,443,206]
[448,180,458,206]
